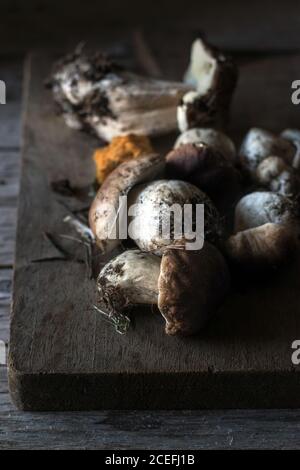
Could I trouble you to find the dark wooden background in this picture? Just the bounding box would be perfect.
[1,0,300,449]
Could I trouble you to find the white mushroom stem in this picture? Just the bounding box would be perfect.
[51,49,191,141]
[184,39,218,92]
[177,38,237,132]
[97,250,161,311]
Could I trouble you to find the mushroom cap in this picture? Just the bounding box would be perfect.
[174,127,236,163]
[234,191,297,232]
[165,142,241,206]
[225,223,297,272]
[256,156,300,197]
[256,156,288,184]
[128,179,222,254]
[89,153,164,254]
[239,128,295,173]
[158,243,230,336]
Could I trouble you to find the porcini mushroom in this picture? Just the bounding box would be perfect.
[256,156,300,198]
[97,244,230,336]
[177,38,238,131]
[225,223,297,272]
[165,142,241,206]
[128,179,222,254]
[239,128,295,175]
[234,191,298,232]
[49,47,191,141]
[89,153,165,254]
[174,127,236,163]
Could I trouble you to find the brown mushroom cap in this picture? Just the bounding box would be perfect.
[89,153,164,253]
[158,243,230,336]
[225,223,297,272]
[165,142,241,206]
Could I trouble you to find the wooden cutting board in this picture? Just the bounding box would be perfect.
[8,51,300,411]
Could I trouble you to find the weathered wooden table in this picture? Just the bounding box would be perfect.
[1,1,300,448]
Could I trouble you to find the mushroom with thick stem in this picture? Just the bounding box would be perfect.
[234,191,299,233]
[174,127,236,163]
[97,245,230,336]
[225,222,297,273]
[128,179,223,254]
[89,153,165,254]
[239,128,295,175]
[177,38,238,132]
[165,142,241,207]
[49,46,192,141]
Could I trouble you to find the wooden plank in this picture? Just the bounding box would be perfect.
[1,364,300,449]
[8,52,300,410]
[1,1,300,53]
[0,207,17,267]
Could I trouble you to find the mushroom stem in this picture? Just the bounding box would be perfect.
[49,47,191,141]
[97,250,161,312]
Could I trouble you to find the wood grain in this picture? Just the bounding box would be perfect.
[8,52,300,411]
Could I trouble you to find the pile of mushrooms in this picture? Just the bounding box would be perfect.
[225,127,300,273]
[88,127,238,336]
[50,39,300,337]
[88,126,300,336]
